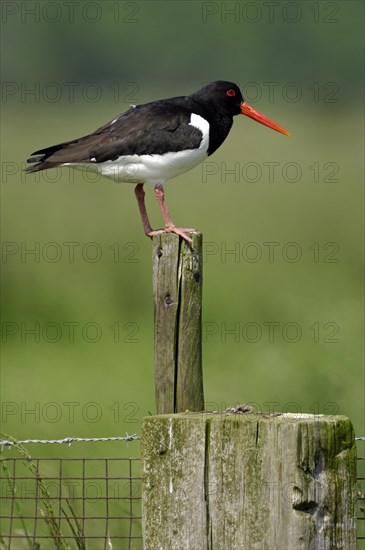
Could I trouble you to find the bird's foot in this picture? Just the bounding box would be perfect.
[166,225,195,243]
[146,225,195,244]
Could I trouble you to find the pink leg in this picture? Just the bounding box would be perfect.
[134,183,195,243]
[134,184,168,239]
[154,184,195,243]
[134,184,154,234]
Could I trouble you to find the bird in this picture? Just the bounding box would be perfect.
[26,81,290,243]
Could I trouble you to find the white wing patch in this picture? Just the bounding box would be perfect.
[189,113,210,152]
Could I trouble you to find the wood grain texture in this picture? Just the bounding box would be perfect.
[142,413,357,550]
[152,232,204,414]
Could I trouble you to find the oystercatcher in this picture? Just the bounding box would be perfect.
[26,81,290,242]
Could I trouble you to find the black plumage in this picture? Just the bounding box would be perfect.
[26,81,243,173]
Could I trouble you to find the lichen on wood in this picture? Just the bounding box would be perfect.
[142,412,357,549]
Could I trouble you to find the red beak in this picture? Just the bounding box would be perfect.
[240,102,291,136]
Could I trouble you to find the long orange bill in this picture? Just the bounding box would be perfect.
[240,102,291,136]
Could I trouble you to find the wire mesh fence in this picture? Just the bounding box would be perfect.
[0,457,142,550]
[0,438,364,549]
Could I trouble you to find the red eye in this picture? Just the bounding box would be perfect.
[226,89,236,97]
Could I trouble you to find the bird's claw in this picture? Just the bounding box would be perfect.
[146,225,195,244]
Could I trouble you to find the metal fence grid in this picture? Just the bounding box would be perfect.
[0,442,364,549]
[0,457,142,550]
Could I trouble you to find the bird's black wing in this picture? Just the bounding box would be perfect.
[26,100,204,172]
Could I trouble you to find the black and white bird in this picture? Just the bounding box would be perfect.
[26,81,290,242]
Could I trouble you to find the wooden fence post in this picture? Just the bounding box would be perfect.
[142,412,357,549]
[152,232,204,414]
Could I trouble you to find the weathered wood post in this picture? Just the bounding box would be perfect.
[142,412,357,549]
[152,232,204,414]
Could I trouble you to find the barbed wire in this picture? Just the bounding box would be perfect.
[1,434,363,447]
[0,434,140,448]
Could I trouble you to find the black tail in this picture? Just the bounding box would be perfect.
[25,132,101,173]
[25,140,78,173]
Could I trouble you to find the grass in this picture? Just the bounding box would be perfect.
[0,434,142,548]
[1,435,70,550]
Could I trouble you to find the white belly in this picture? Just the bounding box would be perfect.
[66,113,210,185]
[97,146,208,185]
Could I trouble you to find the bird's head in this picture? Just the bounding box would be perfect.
[195,80,291,136]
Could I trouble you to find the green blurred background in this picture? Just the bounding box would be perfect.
[1,0,363,475]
